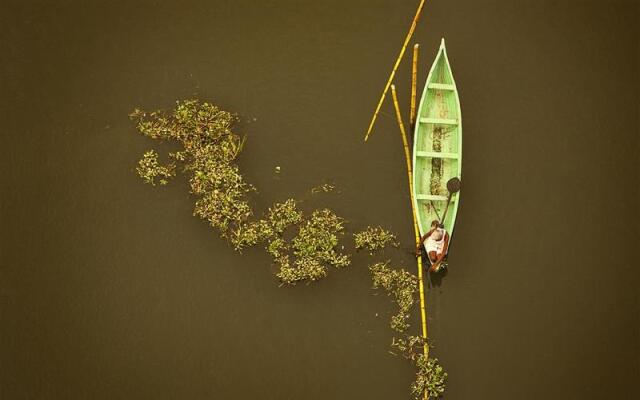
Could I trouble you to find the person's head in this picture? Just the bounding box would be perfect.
[430,220,439,229]
[431,229,443,241]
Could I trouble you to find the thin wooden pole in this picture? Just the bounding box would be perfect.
[364,0,428,142]
[391,85,429,364]
[410,44,419,130]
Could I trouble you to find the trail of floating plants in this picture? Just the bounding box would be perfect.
[131,99,446,398]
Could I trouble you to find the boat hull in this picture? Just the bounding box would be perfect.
[412,39,462,243]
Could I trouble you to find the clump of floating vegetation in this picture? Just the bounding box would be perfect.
[293,209,350,268]
[131,100,253,236]
[136,149,176,186]
[391,335,427,359]
[229,199,302,252]
[369,262,418,332]
[354,226,398,253]
[131,100,349,285]
[276,209,350,284]
[131,99,447,396]
[310,183,335,194]
[268,199,303,234]
[229,203,350,285]
[391,336,448,399]
[413,355,447,399]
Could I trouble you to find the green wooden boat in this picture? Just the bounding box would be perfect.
[412,38,462,245]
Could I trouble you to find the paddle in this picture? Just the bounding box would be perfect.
[429,177,461,272]
[429,200,442,221]
[438,177,461,227]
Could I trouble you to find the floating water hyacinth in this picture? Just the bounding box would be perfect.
[412,356,447,399]
[229,199,301,252]
[269,209,351,285]
[136,149,176,186]
[130,99,448,396]
[369,262,418,332]
[131,100,253,236]
[310,183,335,194]
[131,101,349,285]
[354,226,398,253]
[293,209,350,269]
[228,200,349,284]
[276,256,327,284]
[267,199,303,234]
[391,336,447,399]
[391,335,427,360]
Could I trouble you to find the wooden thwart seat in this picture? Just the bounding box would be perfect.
[419,117,458,125]
[416,151,459,159]
[415,193,457,201]
[427,83,456,91]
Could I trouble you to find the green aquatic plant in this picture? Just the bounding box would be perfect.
[293,209,350,268]
[391,335,427,360]
[310,183,335,194]
[266,237,288,259]
[227,199,346,285]
[391,336,447,399]
[267,199,303,234]
[131,101,349,285]
[229,199,301,252]
[276,255,328,284]
[136,149,176,186]
[412,356,447,399]
[269,209,350,284]
[369,262,418,332]
[130,99,448,396]
[131,100,253,236]
[229,219,270,251]
[354,226,398,253]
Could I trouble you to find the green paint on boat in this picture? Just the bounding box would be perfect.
[412,38,462,241]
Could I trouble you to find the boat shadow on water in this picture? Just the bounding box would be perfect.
[426,259,448,288]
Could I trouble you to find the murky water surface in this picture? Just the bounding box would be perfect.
[1,1,637,399]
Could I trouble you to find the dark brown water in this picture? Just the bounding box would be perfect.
[1,1,638,399]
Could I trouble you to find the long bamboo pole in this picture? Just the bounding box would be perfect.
[391,85,429,363]
[410,44,419,130]
[364,0,427,142]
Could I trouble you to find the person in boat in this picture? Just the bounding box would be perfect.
[416,220,449,272]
